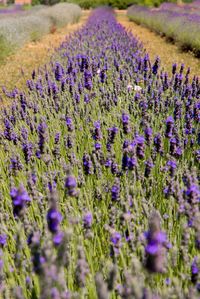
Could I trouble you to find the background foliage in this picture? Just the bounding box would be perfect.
[60,0,193,9]
[2,0,194,9]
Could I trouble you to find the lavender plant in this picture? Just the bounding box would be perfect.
[0,3,81,62]
[127,2,200,57]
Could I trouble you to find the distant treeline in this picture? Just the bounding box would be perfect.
[32,0,193,9]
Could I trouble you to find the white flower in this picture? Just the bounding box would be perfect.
[127,84,133,90]
[97,69,101,74]
[134,85,142,92]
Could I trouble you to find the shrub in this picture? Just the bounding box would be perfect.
[0,15,52,48]
[37,3,81,27]
[127,4,200,56]
[0,3,81,63]
[65,0,194,9]
[65,0,137,9]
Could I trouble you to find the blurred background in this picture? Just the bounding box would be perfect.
[0,0,194,10]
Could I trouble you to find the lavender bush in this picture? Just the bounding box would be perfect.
[37,3,82,27]
[0,3,81,62]
[127,3,200,56]
[0,7,200,298]
[0,15,52,46]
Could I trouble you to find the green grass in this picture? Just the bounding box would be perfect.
[0,36,14,65]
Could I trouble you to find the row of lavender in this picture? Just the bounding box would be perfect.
[159,1,200,12]
[0,5,24,15]
[0,3,81,63]
[127,2,200,57]
[0,7,200,298]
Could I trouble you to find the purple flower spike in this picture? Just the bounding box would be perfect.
[152,56,160,75]
[83,212,93,229]
[95,143,101,150]
[10,185,31,217]
[93,121,102,140]
[53,231,64,246]
[47,209,62,234]
[65,176,77,189]
[172,63,177,75]
[110,231,121,247]
[122,113,129,124]
[54,62,64,82]
[65,175,78,197]
[145,211,170,273]
[122,113,131,134]
[136,135,145,159]
[111,183,120,201]
[0,235,7,247]
[165,116,174,138]
[144,159,154,178]
[66,117,74,132]
[191,257,199,284]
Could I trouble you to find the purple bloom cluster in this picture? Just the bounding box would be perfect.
[10,184,31,217]
[145,212,170,273]
[47,208,62,234]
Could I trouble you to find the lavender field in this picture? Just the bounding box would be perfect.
[0,7,200,299]
[127,1,200,57]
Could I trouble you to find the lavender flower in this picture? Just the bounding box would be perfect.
[65,175,78,197]
[37,120,48,155]
[111,181,120,201]
[84,70,93,91]
[166,160,177,177]
[145,211,170,273]
[122,113,131,134]
[66,117,74,132]
[144,159,154,178]
[47,209,62,234]
[108,126,118,144]
[136,135,145,159]
[83,153,93,175]
[0,235,7,247]
[191,258,199,284]
[83,212,93,229]
[165,116,174,138]
[144,127,152,145]
[172,63,177,75]
[93,121,102,140]
[10,185,31,217]
[110,231,122,256]
[152,56,160,75]
[54,62,64,81]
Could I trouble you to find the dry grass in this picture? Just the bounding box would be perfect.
[0,11,90,104]
[116,11,200,78]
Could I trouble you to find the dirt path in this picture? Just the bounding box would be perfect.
[116,11,200,78]
[0,11,90,103]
